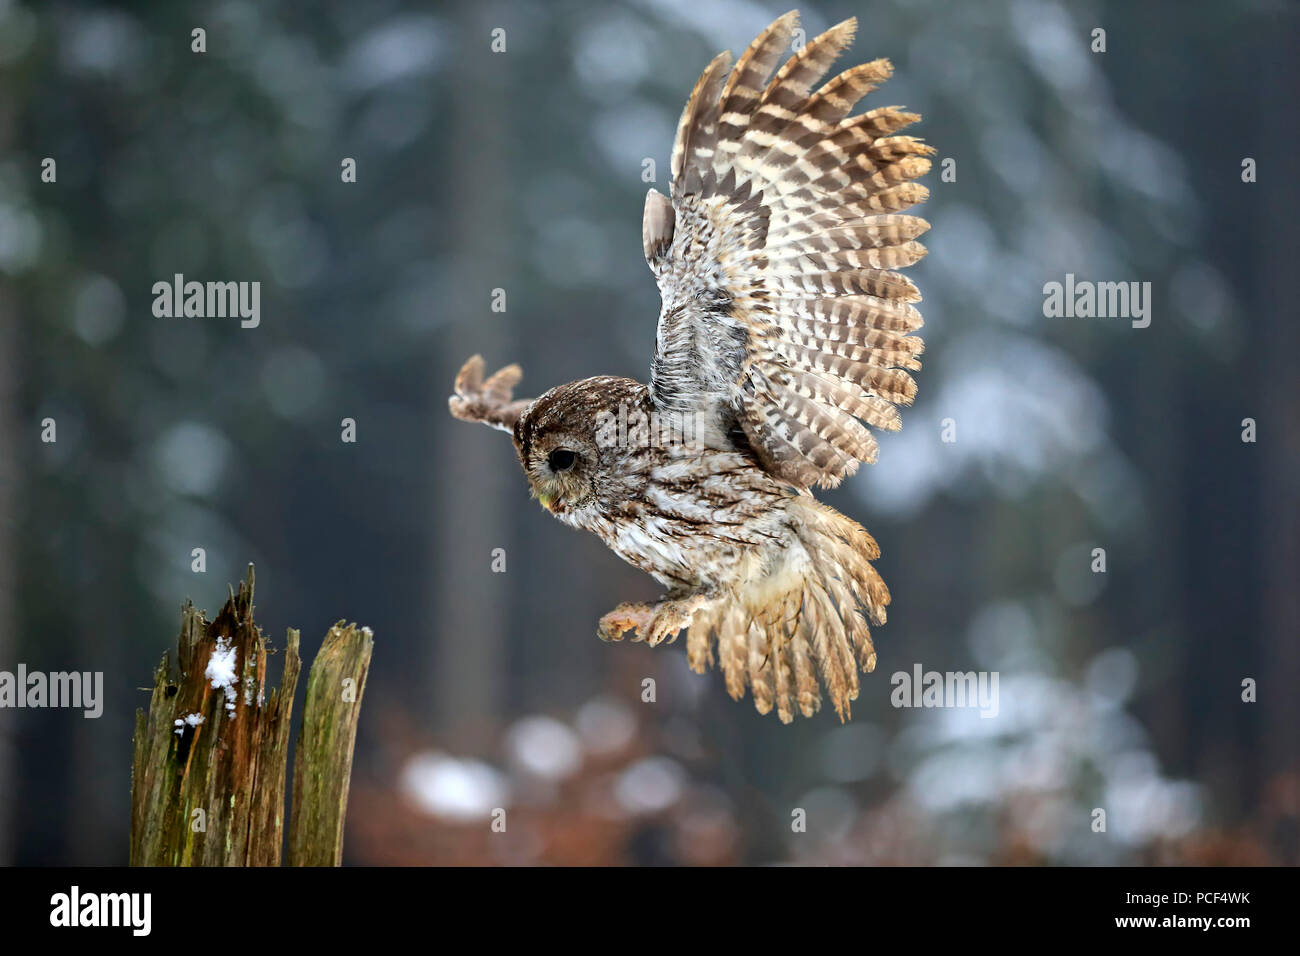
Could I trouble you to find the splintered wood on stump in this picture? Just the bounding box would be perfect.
[288,622,373,866]
[129,565,373,866]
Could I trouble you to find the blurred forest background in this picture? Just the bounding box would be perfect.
[0,0,1296,865]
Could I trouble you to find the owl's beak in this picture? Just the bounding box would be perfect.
[537,491,556,512]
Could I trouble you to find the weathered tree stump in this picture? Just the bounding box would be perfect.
[129,565,373,866]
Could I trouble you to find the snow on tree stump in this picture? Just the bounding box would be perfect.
[129,565,373,866]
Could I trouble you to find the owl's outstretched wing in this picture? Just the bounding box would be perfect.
[448,355,532,434]
[646,10,929,490]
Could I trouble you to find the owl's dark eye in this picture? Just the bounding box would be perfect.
[547,448,577,472]
[546,450,577,476]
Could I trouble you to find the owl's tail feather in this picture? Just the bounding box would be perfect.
[686,498,889,723]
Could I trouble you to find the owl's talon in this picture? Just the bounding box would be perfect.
[598,602,653,642]
[642,594,712,647]
[643,613,681,647]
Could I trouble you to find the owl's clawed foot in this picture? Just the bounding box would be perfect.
[598,594,711,647]
[598,603,654,643]
[641,595,709,646]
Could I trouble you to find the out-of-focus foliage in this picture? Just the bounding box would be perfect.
[0,0,1294,864]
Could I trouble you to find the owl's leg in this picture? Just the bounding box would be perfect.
[598,592,715,647]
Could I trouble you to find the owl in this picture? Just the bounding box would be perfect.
[450,10,929,722]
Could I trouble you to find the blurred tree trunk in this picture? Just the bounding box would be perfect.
[1258,20,1299,863]
[0,287,16,864]
[429,4,515,743]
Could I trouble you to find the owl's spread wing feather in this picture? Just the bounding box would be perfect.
[646,11,929,489]
[448,354,532,434]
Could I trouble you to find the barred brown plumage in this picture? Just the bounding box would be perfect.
[449,9,928,722]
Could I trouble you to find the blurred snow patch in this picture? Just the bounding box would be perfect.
[858,332,1112,519]
[152,422,232,497]
[400,751,509,822]
[341,16,442,90]
[615,756,685,815]
[505,715,583,781]
[575,696,637,756]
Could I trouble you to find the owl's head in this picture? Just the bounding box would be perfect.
[517,422,598,517]
[513,376,645,520]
